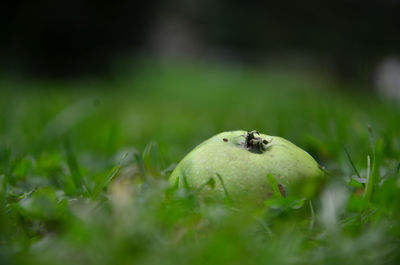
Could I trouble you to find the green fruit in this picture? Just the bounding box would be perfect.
[169,130,326,205]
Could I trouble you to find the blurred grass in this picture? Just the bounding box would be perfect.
[0,59,400,265]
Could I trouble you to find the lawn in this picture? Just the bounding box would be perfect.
[0,60,399,265]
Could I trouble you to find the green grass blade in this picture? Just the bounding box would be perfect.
[93,153,127,198]
[363,138,384,201]
[344,148,362,179]
[267,173,285,197]
[64,138,84,194]
[216,173,232,205]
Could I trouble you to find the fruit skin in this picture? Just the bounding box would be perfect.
[169,130,325,204]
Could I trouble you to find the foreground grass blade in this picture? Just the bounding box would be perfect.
[267,173,283,198]
[216,173,233,205]
[344,147,362,179]
[363,138,384,201]
[93,153,128,198]
[64,138,85,195]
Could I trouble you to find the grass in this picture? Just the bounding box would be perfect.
[0,59,400,265]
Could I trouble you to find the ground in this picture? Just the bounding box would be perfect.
[0,60,399,265]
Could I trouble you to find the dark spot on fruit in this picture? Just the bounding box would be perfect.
[262,139,268,144]
[223,138,228,142]
[277,184,286,197]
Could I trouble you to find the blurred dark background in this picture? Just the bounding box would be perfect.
[2,0,400,83]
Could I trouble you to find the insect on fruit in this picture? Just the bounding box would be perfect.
[244,130,272,153]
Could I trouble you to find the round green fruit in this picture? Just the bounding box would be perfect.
[169,130,326,205]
